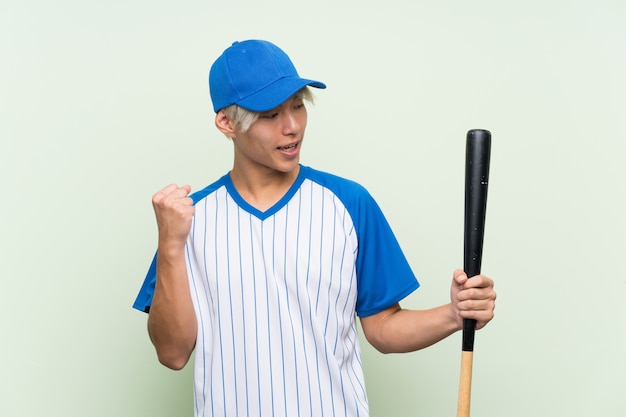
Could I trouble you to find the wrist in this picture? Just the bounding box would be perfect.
[157,239,187,258]
[446,302,463,332]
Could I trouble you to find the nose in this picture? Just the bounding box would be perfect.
[281,109,303,136]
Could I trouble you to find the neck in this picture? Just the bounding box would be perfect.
[229,164,300,212]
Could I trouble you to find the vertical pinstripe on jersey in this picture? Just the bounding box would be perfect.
[185,178,368,417]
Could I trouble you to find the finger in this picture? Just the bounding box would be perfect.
[457,293,496,309]
[459,298,496,314]
[452,269,468,290]
[152,184,180,204]
[172,187,194,208]
[153,184,193,207]
[462,274,494,291]
[456,274,496,299]
[163,185,191,200]
[173,184,192,198]
[457,290,486,304]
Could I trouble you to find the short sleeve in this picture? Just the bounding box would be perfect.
[349,190,420,317]
[303,166,419,317]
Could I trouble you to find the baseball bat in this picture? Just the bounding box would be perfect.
[456,129,491,417]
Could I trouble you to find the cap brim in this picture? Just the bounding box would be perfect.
[236,77,326,112]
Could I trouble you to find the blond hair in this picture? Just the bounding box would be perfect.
[221,87,315,134]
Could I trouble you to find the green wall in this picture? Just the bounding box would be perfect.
[2,0,625,416]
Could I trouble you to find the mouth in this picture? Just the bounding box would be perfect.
[277,142,299,152]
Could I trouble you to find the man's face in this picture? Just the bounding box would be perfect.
[232,93,308,175]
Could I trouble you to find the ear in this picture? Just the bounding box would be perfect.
[215,111,236,138]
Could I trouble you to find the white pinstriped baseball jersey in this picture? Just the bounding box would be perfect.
[134,165,419,417]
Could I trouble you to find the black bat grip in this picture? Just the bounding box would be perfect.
[462,129,491,352]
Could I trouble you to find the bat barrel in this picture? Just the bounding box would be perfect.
[463,129,491,350]
[464,129,491,280]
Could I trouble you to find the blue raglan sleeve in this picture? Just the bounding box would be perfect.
[304,166,419,317]
[348,186,420,317]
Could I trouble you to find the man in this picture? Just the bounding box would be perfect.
[133,39,496,417]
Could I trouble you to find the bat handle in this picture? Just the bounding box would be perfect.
[457,319,477,417]
[457,350,474,417]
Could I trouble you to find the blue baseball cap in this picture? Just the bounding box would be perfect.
[209,40,326,113]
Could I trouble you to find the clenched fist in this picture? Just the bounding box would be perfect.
[449,269,496,331]
[152,184,195,249]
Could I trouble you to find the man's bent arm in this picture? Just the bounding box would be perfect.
[360,303,459,353]
[360,270,495,353]
[147,244,197,370]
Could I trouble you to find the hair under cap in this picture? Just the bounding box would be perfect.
[209,40,326,113]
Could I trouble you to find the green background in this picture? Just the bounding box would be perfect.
[2,0,625,416]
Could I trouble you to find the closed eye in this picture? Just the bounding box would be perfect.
[293,96,305,110]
